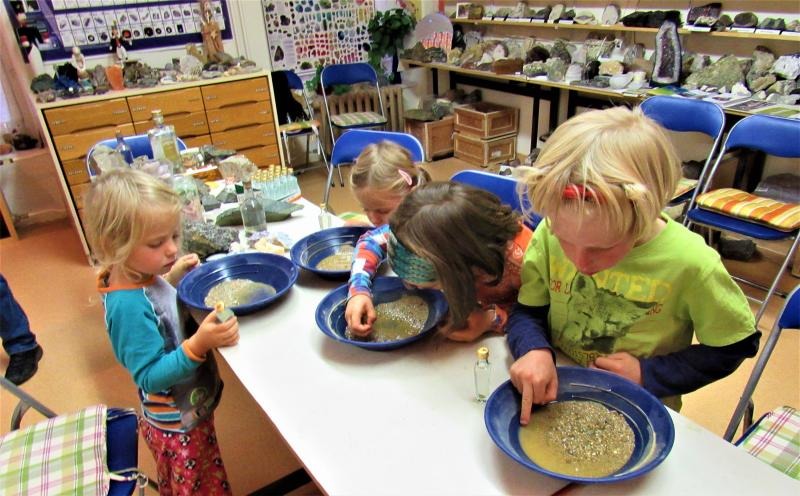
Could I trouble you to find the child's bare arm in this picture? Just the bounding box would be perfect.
[165,253,200,287]
[185,310,239,359]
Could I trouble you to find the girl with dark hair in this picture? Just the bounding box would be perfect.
[346,181,532,342]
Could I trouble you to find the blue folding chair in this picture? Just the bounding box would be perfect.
[0,377,146,495]
[640,95,725,219]
[724,285,800,442]
[273,70,331,176]
[323,129,423,208]
[321,63,387,146]
[450,169,542,229]
[87,134,188,179]
[685,114,800,326]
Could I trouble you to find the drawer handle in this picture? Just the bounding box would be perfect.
[209,118,220,124]
[192,122,205,127]
[61,145,74,151]
[206,95,218,100]
[215,140,226,145]
[52,119,65,125]
[255,87,267,93]
[132,106,146,112]
[112,109,128,115]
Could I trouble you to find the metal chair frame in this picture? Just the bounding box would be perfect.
[324,129,423,209]
[87,134,187,177]
[723,285,800,442]
[321,63,387,150]
[640,95,726,221]
[450,169,542,229]
[274,70,331,177]
[685,114,800,326]
[0,376,149,495]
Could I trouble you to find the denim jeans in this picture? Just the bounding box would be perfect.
[0,274,38,356]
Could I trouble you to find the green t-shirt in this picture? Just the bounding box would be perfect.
[518,216,754,408]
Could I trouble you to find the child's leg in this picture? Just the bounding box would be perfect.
[139,415,232,495]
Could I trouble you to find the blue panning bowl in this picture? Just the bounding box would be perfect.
[315,276,449,350]
[484,367,674,483]
[291,226,372,279]
[178,252,298,315]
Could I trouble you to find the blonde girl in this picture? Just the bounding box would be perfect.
[346,181,533,342]
[347,141,431,226]
[507,106,758,424]
[84,168,237,494]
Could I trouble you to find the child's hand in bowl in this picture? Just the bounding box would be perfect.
[345,294,376,336]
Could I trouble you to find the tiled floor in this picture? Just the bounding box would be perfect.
[1,157,797,494]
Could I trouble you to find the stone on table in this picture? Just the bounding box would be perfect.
[601,5,620,26]
[687,2,721,25]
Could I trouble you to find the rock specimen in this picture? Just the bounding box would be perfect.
[733,12,758,28]
[687,3,721,25]
[771,54,800,80]
[652,21,681,85]
[684,54,744,90]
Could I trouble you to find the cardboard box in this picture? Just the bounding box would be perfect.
[454,132,517,167]
[454,102,518,139]
[404,116,454,162]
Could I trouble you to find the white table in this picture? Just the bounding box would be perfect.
[218,201,799,495]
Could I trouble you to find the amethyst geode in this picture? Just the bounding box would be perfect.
[652,21,681,85]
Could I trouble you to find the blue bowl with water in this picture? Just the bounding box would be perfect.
[484,367,674,483]
[178,252,298,315]
[291,226,372,279]
[315,276,449,350]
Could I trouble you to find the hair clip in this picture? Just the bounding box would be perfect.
[563,184,604,203]
[398,169,413,186]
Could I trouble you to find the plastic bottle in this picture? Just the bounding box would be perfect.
[114,129,134,165]
[240,180,267,236]
[474,346,491,403]
[147,110,181,169]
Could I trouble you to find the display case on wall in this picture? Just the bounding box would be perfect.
[4,0,233,61]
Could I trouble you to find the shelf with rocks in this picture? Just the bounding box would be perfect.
[454,18,800,42]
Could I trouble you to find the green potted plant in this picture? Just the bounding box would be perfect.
[367,8,416,84]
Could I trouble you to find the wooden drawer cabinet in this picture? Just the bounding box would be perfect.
[133,112,210,138]
[206,101,273,133]
[183,135,212,148]
[62,158,91,185]
[202,78,270,109]
[71,182,91,210]
[44,98,131,135]
[211,123,276,152]
[53,123,135,161]
[127,88,204,121]
[39,73,280,261]
[237,144,280,167]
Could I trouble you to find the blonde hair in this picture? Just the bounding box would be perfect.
[523,106,681,241]
[349,141,431,195]
[84,168,181,281]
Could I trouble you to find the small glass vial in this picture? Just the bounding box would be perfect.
[240,180,267,236]
[114,129,134,165]
[318,203,333,229]
[474,346,491,403]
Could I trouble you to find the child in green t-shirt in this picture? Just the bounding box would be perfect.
[507,106,759,423]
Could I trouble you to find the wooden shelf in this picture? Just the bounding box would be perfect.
[454,18,800,42]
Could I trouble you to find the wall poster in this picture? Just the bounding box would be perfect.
[4,0,232,61]
[262,0,374,78]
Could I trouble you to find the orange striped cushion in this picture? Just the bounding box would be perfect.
[696,188,800,231]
